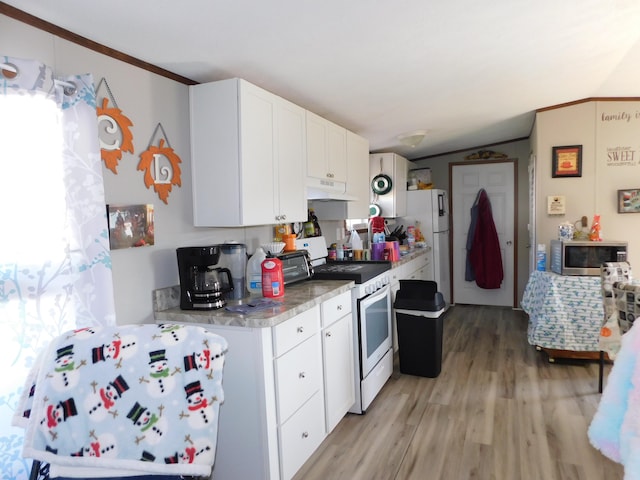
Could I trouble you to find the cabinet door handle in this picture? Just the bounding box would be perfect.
[281,214,286,221]
[296,326,304,333]
[337,305,342,311]
[302,431,309,439]
[298,372,306,379]
[325,331,332,337]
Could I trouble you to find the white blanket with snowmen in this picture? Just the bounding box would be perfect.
[12,323,227,478]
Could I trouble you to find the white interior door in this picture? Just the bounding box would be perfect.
[451,161,515,306]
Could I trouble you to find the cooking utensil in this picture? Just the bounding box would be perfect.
[371,174,392,195]
[369,203,381,217]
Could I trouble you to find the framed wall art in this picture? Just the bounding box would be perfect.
[107,204,155,249]
[552,145,582,178]
[618,189,640,213]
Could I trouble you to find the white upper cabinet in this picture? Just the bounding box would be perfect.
[344,130,370,218]
[306,111,347,184]
[190,78,307,226]
[369,152,408,218]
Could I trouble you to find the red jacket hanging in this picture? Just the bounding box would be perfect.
[469,189,504,289]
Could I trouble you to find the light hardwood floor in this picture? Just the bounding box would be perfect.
[293,304,623,480]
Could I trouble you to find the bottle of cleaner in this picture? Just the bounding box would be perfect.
[262,256,284,298]
[246,247,267,294]
[536,244,546,271]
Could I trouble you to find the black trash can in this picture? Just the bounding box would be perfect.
[394,280,447,378]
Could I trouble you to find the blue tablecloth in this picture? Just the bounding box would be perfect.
[521,271,602,351]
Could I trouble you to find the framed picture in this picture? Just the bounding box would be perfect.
[618,189,640,213]
[107,204,155,249]
[552,145,582,177]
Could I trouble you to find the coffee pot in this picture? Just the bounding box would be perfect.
[177,246,233,310]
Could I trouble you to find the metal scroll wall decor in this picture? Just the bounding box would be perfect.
[96,78,135,174]
[138,123,182,204]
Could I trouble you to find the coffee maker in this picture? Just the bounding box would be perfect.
[177,246,233,310]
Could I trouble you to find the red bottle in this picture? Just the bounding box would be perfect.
[261,257,284,298]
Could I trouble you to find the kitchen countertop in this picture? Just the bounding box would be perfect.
[153,248,429,329]
[391,246,430,267]
[153,279,353,329]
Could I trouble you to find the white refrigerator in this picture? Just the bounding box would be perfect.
[402,189,451,305]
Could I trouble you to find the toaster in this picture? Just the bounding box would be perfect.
[275,250,314,285]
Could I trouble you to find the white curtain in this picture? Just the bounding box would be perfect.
[0,56,115,480]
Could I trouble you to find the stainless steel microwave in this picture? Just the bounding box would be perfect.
[550,240,628,276]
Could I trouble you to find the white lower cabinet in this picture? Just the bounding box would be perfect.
[273,307,325,479]
[194,293,355,480]
[321,291,354,433]
[279,392,325,480]
[404,253,431,281]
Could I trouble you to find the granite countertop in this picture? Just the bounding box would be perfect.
[153,248,428,329]
[391,246,430,267]
[153,279,353,329]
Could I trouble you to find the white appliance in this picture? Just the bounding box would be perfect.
[403,189,451,305]
[297,236,393,414]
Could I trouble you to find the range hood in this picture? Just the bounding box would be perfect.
[306,177,357,201]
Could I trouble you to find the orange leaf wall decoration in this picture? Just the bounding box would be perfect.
[98,97,134,174]
[138,139,182,204]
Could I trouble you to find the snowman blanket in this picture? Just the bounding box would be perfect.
[12,323,228,478]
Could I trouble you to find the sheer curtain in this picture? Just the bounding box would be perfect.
[0,56,115,480]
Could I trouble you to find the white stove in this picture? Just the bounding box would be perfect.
[296,236,394,413]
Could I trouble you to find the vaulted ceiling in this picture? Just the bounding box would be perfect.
[4,0,640,159]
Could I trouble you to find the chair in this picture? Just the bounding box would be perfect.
[16,323,227,480]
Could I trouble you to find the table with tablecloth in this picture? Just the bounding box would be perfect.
[521,270,603,353]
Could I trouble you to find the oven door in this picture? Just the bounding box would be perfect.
[357,284,392,378]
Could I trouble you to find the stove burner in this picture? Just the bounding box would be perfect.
[313,261,391,284]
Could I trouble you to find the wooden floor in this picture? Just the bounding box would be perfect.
[293,305,623,480]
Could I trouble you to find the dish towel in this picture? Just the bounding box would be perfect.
[12,323,227,478]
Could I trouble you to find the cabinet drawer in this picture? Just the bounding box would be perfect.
[321,291,352,328]
[275,334,323,423]
[389,264,404,285]
[279,392,326,480]
[273,306,320,357]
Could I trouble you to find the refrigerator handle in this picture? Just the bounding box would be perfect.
[437,193,446,216]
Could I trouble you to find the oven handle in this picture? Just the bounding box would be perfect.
[360,283,390,305]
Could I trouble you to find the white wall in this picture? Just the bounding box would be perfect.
[410,139,532,304]
[532,100,640,266]
[1,15,273,325]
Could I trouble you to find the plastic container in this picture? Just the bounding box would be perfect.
[283,233,297,252]
[262,257,284,298]
[219,242,248,300]
[246,247,267,294]
[536,244,546,271]
[371,242,385,260]
[350,229,363,250]
[394,280,447,378]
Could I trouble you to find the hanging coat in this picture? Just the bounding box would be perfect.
[469,189,504,289]
[465,190,481,281]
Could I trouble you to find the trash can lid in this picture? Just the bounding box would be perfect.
[394,291,445,312]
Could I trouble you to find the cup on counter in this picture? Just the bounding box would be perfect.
[371,243,385,261]
[385,241,400,261]
[283,234,297,252]
[354,249,363,261]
